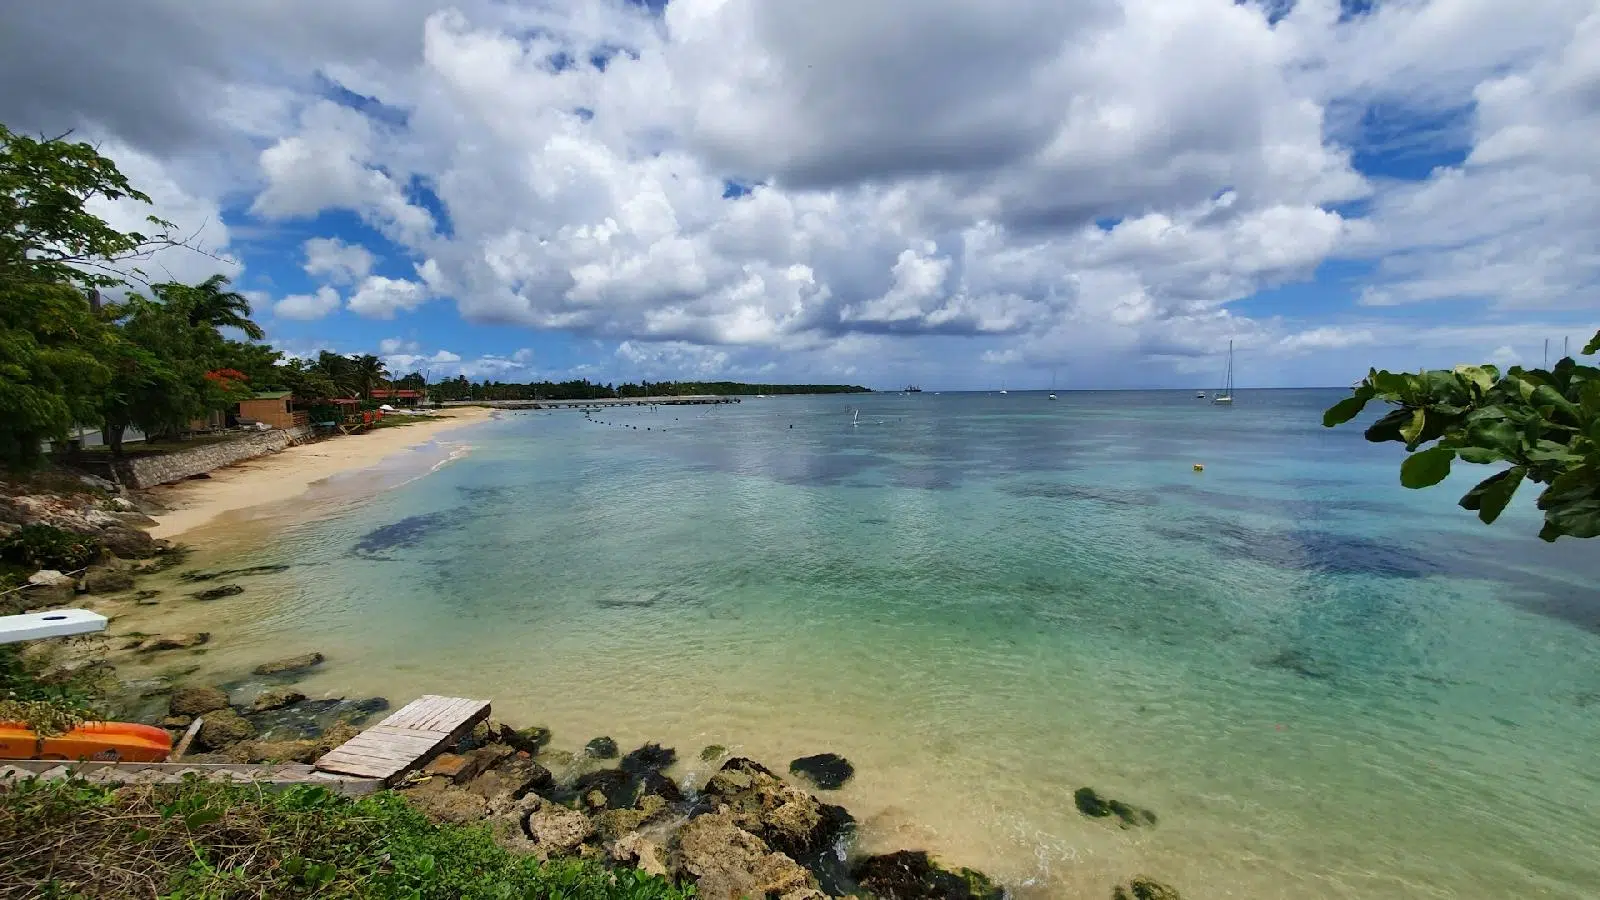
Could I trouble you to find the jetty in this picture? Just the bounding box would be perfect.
[440,394,739,410]
[0,694,490,794]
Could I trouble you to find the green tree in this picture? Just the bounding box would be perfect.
[0,124,178,289]
[0,126,179,465]
[310,351,359,398]
[1324,330,1600,541]
[160,274,265,341]
[350,353,389,400]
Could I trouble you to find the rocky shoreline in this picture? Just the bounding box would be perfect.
[2,475,1184,900]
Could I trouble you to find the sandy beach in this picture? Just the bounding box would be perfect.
[145,407,494,540]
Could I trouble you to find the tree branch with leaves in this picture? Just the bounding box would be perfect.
[1324,330,1600,541]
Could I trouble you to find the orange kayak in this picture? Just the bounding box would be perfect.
[0,720,172,763]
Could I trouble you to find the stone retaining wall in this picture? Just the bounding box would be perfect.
[110,426,312,488]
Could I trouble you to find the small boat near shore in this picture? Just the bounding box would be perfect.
[0,720,173,763]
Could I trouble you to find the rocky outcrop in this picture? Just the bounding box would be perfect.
[674,811,826,900]
[700,758,854,861]
[190,584,243,601]
[851,851,1004,900]
[253,652,324,676]
[169,686,230,717]
[520,796,596,857]
[82,562,135,594]
[23,570,77,605]
[585,736,619,759]
[195,708,257,751]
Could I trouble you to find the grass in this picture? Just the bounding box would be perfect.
[0,778,697,900]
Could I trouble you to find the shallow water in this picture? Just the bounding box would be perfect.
[124,391,1600,898]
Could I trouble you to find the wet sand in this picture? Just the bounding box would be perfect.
[145,407,493,540]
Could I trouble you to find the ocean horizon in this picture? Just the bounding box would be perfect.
[126,389,1600,898]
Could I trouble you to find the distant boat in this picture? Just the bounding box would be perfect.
[904,385,922,393]
[1212,341,1235,405]
[1048,368,1058,400]
[852,408,860,427]
[1195,391,1206,399]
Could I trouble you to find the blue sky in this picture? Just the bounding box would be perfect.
[3,0,1595,390]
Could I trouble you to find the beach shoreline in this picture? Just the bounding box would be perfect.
[144,407,494,541]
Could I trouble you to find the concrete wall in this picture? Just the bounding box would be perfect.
[112,426,312,488]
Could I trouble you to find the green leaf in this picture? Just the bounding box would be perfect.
[183,807,222,829]
[1365,408,1412,443]
[1583,330,1599,356]
[1536,465,1600,540]
[1459,467,1525,524]
[1323,393,1371,427]
[1400,445,1454,489]
[1456,446,1503,465]
[1399,408,1426,447]
[1453,364,1499,395]
[1371,370,1412,398]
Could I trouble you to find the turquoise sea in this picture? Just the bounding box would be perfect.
[134,390,1600,898]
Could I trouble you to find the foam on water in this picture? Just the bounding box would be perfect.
[124,391,1600,898]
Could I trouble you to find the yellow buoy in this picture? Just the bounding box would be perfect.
[1193,463,1205,472]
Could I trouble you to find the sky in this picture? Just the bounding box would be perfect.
[1,0,1596,391]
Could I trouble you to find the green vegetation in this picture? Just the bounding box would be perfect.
[1324,329,1600,540]
[427,377,870,402]
[0,523,100,571]
[0,779,695,900]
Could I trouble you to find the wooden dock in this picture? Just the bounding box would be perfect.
[313,695,489,783]
[0,760,382,796]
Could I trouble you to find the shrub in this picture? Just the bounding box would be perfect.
[0,524,100,571]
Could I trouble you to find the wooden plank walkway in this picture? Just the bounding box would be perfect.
[313,695,489,784]
[0,760,382,796]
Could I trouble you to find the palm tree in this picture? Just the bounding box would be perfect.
[153,274,265,340]
[311,350,360,398]
[350,354,389,400]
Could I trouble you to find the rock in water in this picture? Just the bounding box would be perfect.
[585,736,619,759]
[620,741,676,773]
[169,686,230,717]
[82,563,134,594]
[571,768,636,810]
[253,652,325,676]
[701,758,854,861]
[675,811,826,900]
[190,584,244,601]
[1074,787,1157,828]
[195,709,257,751]
[249,688,306,713]
[133,633,211,653]
[1113,876,1182,900]
[701,744,727,761]
[851,850,1004,900]
[789,753,854,790]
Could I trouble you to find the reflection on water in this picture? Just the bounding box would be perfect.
[123,391,1600,899]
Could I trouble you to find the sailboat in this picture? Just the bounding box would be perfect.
[1212,340,1235,405]
[1048,368,1058,400]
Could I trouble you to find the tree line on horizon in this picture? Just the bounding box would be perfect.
[424,376,869,402]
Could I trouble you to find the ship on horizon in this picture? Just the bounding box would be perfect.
[903,384,922,393]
